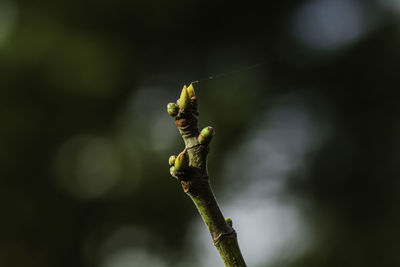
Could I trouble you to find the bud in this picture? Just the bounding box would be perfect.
[168,155,176,166]
[174,150,189,171]
[167,102,179,117]
[170,166,177,177]
[225,217,233,227]
[179,85,190,111]
[187,83,196,98]
[198,126,215,144]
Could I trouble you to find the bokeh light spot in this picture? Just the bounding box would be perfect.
[0,0,17,45]
[54,135,122,199]
[378,0,400,12]
[101,247,167,267]
[97,226,167,267]
[294,0,367,51]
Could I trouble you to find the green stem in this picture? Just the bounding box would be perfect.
[182,179,246,267]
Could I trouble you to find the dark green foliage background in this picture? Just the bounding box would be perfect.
[1,0,400,266]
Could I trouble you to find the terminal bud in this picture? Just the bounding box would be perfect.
[187,83,196,98]
[179,85,190,111]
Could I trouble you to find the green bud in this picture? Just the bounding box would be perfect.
[170,166,177,177]
[167,102,179,117]
[168,155,176,166]
[187,83,196,98]
[198,126,215,144]
[225,217,233,227]
[174,150,189,171]
[179,85,190,110]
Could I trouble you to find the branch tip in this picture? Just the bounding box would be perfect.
[167,84,246,267]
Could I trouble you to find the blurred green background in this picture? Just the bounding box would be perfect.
[1,0,400,266]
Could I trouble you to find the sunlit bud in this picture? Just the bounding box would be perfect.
[187,83,196,98]
[179,85,190,110]
[225,217,233,227]
[168,155,177,166]
[167,102,179,117]
[174,150,189,171]
[198,126,215,144]
[170,166,177,177]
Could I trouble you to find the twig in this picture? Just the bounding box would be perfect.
[167,84,247,267]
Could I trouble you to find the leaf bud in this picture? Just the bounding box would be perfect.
[167,102,179,117]
[179,85,190,111]
[198,126,215,144]
[174,150,189,171]
[170,166,177,177]
[187,83,196,98]
[168,155,177,166]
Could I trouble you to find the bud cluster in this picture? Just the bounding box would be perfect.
[168,150,189,179]
[166,83,197,117]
